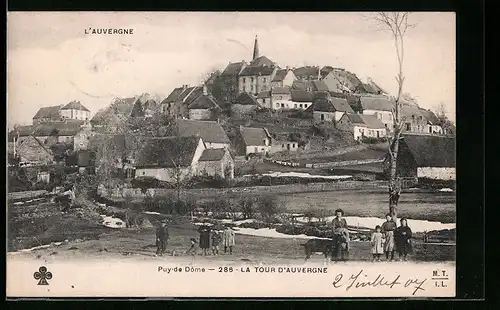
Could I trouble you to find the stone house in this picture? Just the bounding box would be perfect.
[269,140,299,153]
[160,85,203,119]
[10,121,86,148]
[231,92,261,116]
[233,126,272,156]
[14,135,54,165]
[291,80,329,92]
[419,109,444,134]
[384,134,455,181]
[311,93,354,123]
[256,90,272,109]
[174,119,231,149]
[187,85,222,120]
[337,113,387,141]
[238,60,278,96]
[198,148,234,179]
[271,68,297,88]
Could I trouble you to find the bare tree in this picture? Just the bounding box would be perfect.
[372,12,415,222]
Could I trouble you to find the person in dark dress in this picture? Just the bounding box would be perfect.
[331,208,349,260]
[186,238,199,256]
[381,214,397,261]
[155,220,169,256]
[394,218,413,261]
[198,225,211,256]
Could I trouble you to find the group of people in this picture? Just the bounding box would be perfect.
[330,208,413,262]
[190,224,236,256]
[154,220,236,257]
[371,214,413,262]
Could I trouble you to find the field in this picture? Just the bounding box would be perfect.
[8,187,456,264]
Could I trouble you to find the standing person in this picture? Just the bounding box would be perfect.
[222,225,235,255]
[211,230,222,255]
[198,225,211,256]
[371,225,384,262]
[155,220,169,256]
[381,213,397,261]
[331,208,350,260]
[395,218,413,261]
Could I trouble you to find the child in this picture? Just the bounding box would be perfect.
[186,238,198,256]
[222,225,235,254]
[371,225,384,261]
[211,230,222,255]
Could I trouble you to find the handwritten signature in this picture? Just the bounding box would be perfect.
[332,270,427,296]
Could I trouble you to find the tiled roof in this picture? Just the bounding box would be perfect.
[291,80,328,92]
[249,56,274,67]
[272,69,288,82]
[12,121,85,137]
[33,106,63,120]
[222,61,246,76]
[320,66,335,79]
[401,134,455,167]
[313,97,353,113]
[239,126,270,146]
[199,148,226,162]
[290,90,314,102]
[239,65,275,77]
[187,94,221,110]
[346,113,386,129]
[293,66,319,79]
[135,136,201,168]
[175,119,230,144]
[271,86,291,95]
[61,101,90,112]
[234,92,260,106]
[257,91,271,99]
[163,87,187,103]
[360,96,394,112]
[419,109,440,125]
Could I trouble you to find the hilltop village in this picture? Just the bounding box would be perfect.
[8,36,455,194]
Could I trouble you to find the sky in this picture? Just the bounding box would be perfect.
[7,12,456,127]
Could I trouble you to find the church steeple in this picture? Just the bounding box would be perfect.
[252,35,260,60]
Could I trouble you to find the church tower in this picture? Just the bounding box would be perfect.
[252,35,260,60]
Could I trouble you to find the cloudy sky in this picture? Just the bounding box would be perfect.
[7,12,455,126]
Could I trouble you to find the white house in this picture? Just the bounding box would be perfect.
[234,126,272,156]
[337,113,387,140]
[289,90,314,110]
[360,96,395,131]
[59,101,91,121]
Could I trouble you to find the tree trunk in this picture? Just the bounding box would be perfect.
[388,131,402,222]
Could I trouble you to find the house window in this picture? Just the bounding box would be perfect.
[294,104,297,108]
[254,147,258,153]
[281,104,285,108]
[142,171,145,175]
[377,131,380,138]
[292,144,296,148]
[300,104,303,108]
[251,77,254,83]
[282,144,284,147]
[405,123,411,131]
[243,78,246,83]
[321,114,324,121]
[263,78,266,83]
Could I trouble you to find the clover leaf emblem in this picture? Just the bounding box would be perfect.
[34,266,52,285]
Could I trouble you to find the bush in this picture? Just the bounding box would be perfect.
[360,136,387,144]
[238,221,270,229]
[256,194,284,221]
[239,197,256,219]
[205,196,234,219]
